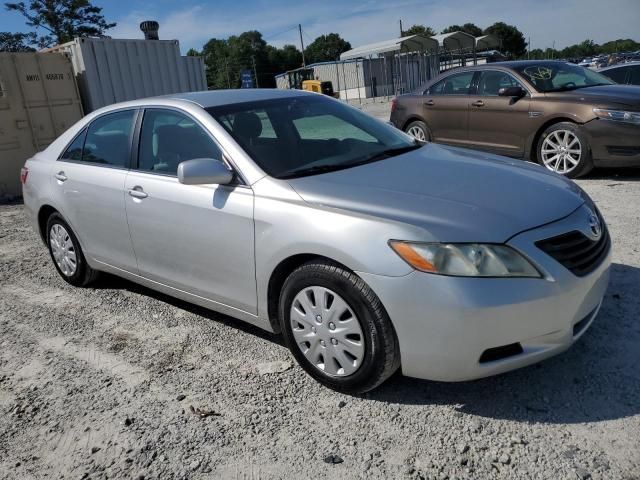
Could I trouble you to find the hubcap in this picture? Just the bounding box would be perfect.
[541,130,582,174]
[407,125,426,142]
[290,286,365,377]
[49,224,77,276]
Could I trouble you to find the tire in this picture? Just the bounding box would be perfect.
[46,213,99,287]
[537,122,594,178]
[279,260,400,393]
[404,120,431,142]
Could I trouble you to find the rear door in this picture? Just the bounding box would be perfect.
[123,107,256,314]
[467,70,531,157]
[421,70,475,146]
[53,109,138,271]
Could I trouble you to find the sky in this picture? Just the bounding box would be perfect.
[1,0,639,53]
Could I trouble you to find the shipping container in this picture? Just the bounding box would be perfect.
[0,52,84,198]
[44,37,207,113]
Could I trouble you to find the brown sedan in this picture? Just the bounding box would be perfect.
[390,61,640,177]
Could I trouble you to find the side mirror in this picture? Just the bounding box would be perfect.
[498,86,526,98]
[177,158,234,185]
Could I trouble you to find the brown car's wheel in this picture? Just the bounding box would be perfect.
[537,122,594,178]
[46,213,99,287]
[404,120,431,142]
[279,260,400,394]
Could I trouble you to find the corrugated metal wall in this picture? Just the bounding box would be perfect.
[45,38,207,113]
[0,52,83,197]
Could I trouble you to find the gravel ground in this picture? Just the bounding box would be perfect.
[1,170,639,480]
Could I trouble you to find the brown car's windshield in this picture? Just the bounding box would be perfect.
[512,63,615,93]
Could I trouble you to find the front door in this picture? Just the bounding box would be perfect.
[53,109,139,271]
[467,70,531,157]
[421,70,475,145]
[124,108,257,314]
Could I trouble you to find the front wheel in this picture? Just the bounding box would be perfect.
[279,260,400,393]
[537,122,593,178]
[404,120,431,142]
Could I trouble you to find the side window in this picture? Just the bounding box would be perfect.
[293,114,377,142]
[627,66,640,85]
[138,109,223,175]
[60,129,87,161]
[82,110,136,167]
[602,66,628,84]
[477,71,525,96]
[428,71,475,95]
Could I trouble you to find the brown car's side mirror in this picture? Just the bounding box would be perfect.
[498,86,527,98]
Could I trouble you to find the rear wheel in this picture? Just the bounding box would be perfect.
[537,122,593,178]
[279,260,400,393]
[405,120,431,142]
[46,213,98,287]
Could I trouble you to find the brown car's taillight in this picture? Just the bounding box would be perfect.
[20,166,29,185]
[391,98,398,113]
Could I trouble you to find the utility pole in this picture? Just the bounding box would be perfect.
[399,19,403,37]
[251,55,259,88]
[528,36,531,59]
[299,24,306,67]
[224,56,231,89]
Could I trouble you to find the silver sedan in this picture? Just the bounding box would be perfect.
[21,89,611,393]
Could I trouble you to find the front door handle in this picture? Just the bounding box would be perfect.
[472,100,485,107]
[424,99,435,106]
[128,186,148,199]
[54,171,67,182]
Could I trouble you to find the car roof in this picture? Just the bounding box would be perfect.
[598,61,640,71]
[161,88,313,108]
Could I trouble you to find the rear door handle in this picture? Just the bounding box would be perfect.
[54,171,67,182]
[424,99,435,106]
[128,186,148,199]
[472,100,485,107]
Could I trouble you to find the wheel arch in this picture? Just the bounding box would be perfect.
[401,115,428,131]
[37,204,59,243]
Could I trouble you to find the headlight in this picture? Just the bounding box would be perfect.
[593,108,640,125]
[389,241,541,278]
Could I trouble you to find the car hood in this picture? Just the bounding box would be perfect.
[287,144,587,243]
[551,84,640,108]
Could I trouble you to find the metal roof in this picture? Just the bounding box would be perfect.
[431,31,476,51]
[475,34,501,51]
[340,35,439,60]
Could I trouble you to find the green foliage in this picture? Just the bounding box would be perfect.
[0,31,36,51]
[441,23,482,37]
[5,0,115,48]
[527,38,640,60]
[402,25,437,37]
[484,22,527,58]
[303,33,351,63]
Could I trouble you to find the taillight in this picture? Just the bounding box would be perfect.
[390,98,397,113]
[20,166,29,185]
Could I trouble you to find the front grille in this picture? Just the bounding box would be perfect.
[535,224,610,277]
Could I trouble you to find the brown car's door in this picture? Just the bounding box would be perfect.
[422,70,475,145]
[466,70,531,157]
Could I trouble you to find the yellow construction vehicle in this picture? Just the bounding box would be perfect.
[301,79,339,98]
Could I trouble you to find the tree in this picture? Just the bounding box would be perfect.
[0,31,36,51]
[186,48,200,57]
[441,23,482,37]
[483,22,526,58]
[401,24,436,37]
[5,0,116,48]
[304,33,351,63]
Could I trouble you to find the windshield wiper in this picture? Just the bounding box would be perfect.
[279,143,422,179]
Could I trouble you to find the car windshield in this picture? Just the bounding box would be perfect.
[512,62,615,92]
[206,96,419,179]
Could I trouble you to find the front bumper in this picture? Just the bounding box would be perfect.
[583,119,640,167]
[358,205,612,382]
